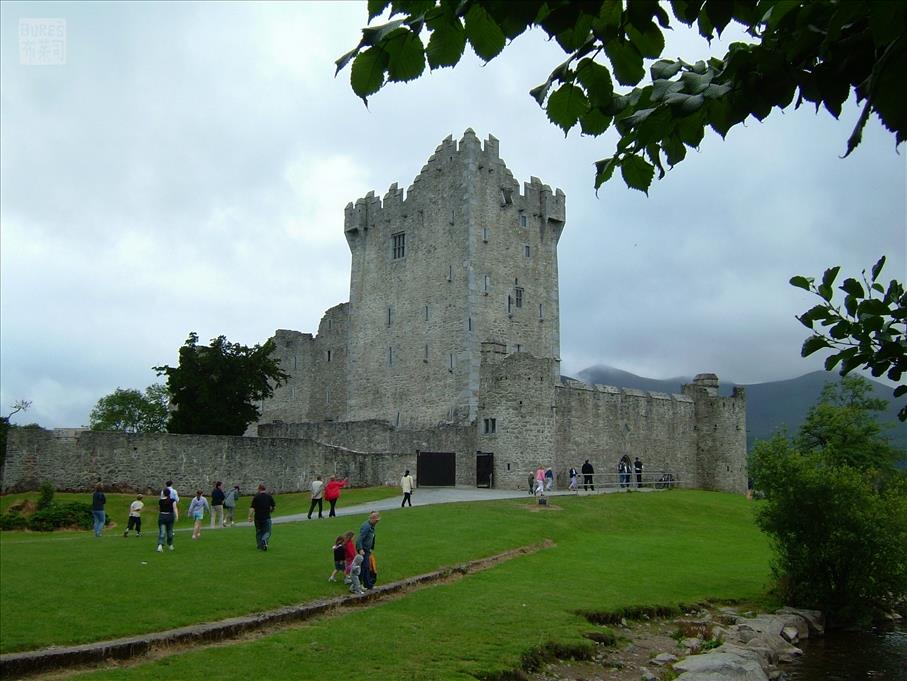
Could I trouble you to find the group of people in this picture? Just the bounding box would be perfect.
[530,457,647,494]
[328,511,381,594]
[306,475,349,519]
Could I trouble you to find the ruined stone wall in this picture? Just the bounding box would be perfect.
[554,381,699,489]
[1,428,412,494]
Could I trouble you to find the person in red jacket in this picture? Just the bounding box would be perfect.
[342,531,356,583]
[324,475,348,518]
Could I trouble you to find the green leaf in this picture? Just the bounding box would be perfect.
[556,13,594,52]
[350,47,389,101]
[368,0,392,20]
[678,93,705,115]
[870,256,886,282]
[839,278,864,299]
[789,275,813,291]
[362,19,406,46]
[594,156,619,188]
[546,84,590,134]
[620,154,655,194]
[576,58,614,108]
[801,335,831,358]
[676,111,705,146]
[822,266,841,289]
[385,29,426,82]
[626,20,665,59]
[335,47,360,76]
[702,81,732,99]
[844,295,857,317]
[580,108,613,135]
[426,15,466,68]
[464,4,506,62]
[818,284,833,302]
[662,132,687,166]
[605,39,645,86]
[598,0,623,29]
[652,78,684,101]
[681,70,714,94]
[704,0,734,35]
[829,321,852,340]
[650,59,683,80]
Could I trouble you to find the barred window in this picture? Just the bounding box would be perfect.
[515,287,524,308]
[483,418,496,434]
[392,232,406,259]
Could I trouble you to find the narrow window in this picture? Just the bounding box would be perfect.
[524,244,530,258]
[327,318,333,331]
[395,411,400,427]
[484,274,490,292]
[447,265,453,282]
[387,306,393,326]
[468,317,473,332]
[392,232,406,259]
[516,344,522,353]
[388,347,394,366]
[507,295,512,314]
[326,349,332,363]
[424,304,429,320]
[424,344,429,361]
[325,385,330,403]
[483,418,496,434]
[519,214,528,228]
[293,356,298,370]
[291,387,297,399]
[538,303,543,319]
[515,287,524,308]
[482,226,489,242]
[449,353,454,371]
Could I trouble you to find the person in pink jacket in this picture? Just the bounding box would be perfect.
[324,476,348,517]
[534,467,546,496]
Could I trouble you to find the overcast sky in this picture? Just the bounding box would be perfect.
[2,2,904,428]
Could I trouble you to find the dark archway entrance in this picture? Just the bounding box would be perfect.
[476,451,494,488]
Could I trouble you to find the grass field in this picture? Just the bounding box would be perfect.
[0,490,772,680]
[0,486,399,533]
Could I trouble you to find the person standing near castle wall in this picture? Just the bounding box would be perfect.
[400,470,415,507]
[324,476,347,517]
[210,481,225,528]
[534,466,546,496]
[91,483,106,537]
[308,476,324,519]
[569,466,578,491]
[634,457,644,487]
[581,460,595,491]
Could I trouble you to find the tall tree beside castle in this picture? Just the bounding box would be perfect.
[154,333,288,436]
[89,385,169,433]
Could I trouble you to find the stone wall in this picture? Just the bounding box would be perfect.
[1,428,413,494]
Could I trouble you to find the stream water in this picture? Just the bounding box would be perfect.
[785,624,907,681]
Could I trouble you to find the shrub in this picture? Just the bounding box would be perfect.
[37,481,55,510]
[28,502,94,531]
[0,510,29,531]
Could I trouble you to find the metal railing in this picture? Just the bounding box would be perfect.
[523,471,682,493]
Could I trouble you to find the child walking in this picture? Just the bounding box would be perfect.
[123,494,144,537]
[348,552,365,595]
[187,490,211,540]
[329,535,345,582]
[343,531,356,584]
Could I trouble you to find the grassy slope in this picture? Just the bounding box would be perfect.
[1,491,771,680]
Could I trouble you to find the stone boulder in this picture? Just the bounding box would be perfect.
[776,607,824,636]
[674,652,769,681]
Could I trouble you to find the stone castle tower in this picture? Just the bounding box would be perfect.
[255,130,747,494]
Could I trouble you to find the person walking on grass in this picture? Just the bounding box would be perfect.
[544,467,554,492]
[91,483,106,537]
[188,490,211,540]
[342,531,356,583]
[156,487,178,552]
[324,475,347,517]
[348,552,365,595]
[329,535,345,582]
[400,469,415,507]
[569,466,578,492]
[210,481,226,528]
[223,485,240,526]
[307,475,324,519]
[534,466,546,496]
[357,512,380,590]
[123,494,144,537]
[249,484,276,551]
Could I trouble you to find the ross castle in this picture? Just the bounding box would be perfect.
[253,130,747,493]
[1,131,746,495]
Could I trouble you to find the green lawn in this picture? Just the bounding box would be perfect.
[0,486,398,534]
[0,491,772,680]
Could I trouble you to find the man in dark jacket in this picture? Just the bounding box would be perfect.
[248,484,276,551]
[356,511,381,589]
[581,460,595,491]
[211,481,226,528]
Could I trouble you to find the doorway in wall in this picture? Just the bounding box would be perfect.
[476,451,494,488]
[416,451,456,486]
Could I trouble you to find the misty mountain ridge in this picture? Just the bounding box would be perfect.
[575,365,906,451]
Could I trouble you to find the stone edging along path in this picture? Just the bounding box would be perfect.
[0,540,554,680]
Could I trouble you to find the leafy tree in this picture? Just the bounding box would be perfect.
[751,434,907,627]
[1,399,32,467]
[154,333,288,436]
[89,384,169,433]
[751,380,907,626]
[338,0,906,194]
[791,256,906,421]
[795,376,901,470]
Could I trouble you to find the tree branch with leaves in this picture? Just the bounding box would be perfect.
[791,256,906,421]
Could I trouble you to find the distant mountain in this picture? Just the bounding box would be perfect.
[575,366,906,452]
